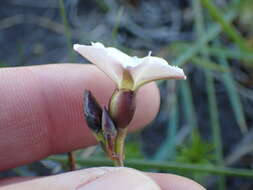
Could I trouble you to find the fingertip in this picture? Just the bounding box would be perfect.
[0,168,161,190]
[129,82,160,131]
[76,167,161,190]
[0,169,205,190]
[148,173,206,190]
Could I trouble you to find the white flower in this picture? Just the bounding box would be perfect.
[73,42,186,90]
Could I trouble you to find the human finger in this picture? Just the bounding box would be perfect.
[0,64,160,171]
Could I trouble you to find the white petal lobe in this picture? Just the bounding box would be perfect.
[131,56,186,89]
[73,43,124,86]
[73,42,186,90]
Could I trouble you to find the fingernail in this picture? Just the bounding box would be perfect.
[76,168,160,190]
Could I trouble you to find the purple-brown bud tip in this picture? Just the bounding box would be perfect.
[109,89,136,128]
[84,89,102,133]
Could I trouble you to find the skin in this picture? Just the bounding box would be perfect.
[0,64,205,190]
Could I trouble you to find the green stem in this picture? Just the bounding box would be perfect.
[114,128,128,167]
[114,158,123,167]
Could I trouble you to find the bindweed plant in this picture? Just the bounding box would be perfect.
[73,42,186,166]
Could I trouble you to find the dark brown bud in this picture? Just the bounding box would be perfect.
[109,89,136,128]
[84,90,102,133]
[102,107,117,156]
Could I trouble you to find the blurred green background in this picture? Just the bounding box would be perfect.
[0,0,253,189]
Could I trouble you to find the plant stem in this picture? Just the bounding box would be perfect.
[68,151,76,171]
[114,158,123,167]
[114,128,128,166]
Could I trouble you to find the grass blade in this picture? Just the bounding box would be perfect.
[216,42,248,133]
[200,0,250,51]
[59,0,75,61]
[154,86,178,160]
[172,43,253,66]
[172,0,240,66]
[172,7,236,66]
[112,6,124,46]
[191,56,228,72]
[179,80,199,139]
[207,46,253,65]
[50,156,253,178]
[193,0,226,189]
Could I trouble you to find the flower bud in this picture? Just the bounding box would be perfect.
[102,107,117,157]
[109,89,136,128]
[83,90,102,133]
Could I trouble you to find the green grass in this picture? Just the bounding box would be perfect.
[154,90,178,160]
[112,6,124,46]
[179,80,199,140]
[50,156,253,178]
[216,41,248,133]
[59,0,75,61]
[172,0,240,66]
[200,0,250,52]
[193,0,226,188]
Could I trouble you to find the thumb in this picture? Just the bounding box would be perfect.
[76,167,160,190]
[2,167,161,190]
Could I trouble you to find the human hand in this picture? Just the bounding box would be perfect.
[0,64,205,190]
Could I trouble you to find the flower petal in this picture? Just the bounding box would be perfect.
[92,42,141,68]
[73,43,124,86]
[131,56,186,90]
